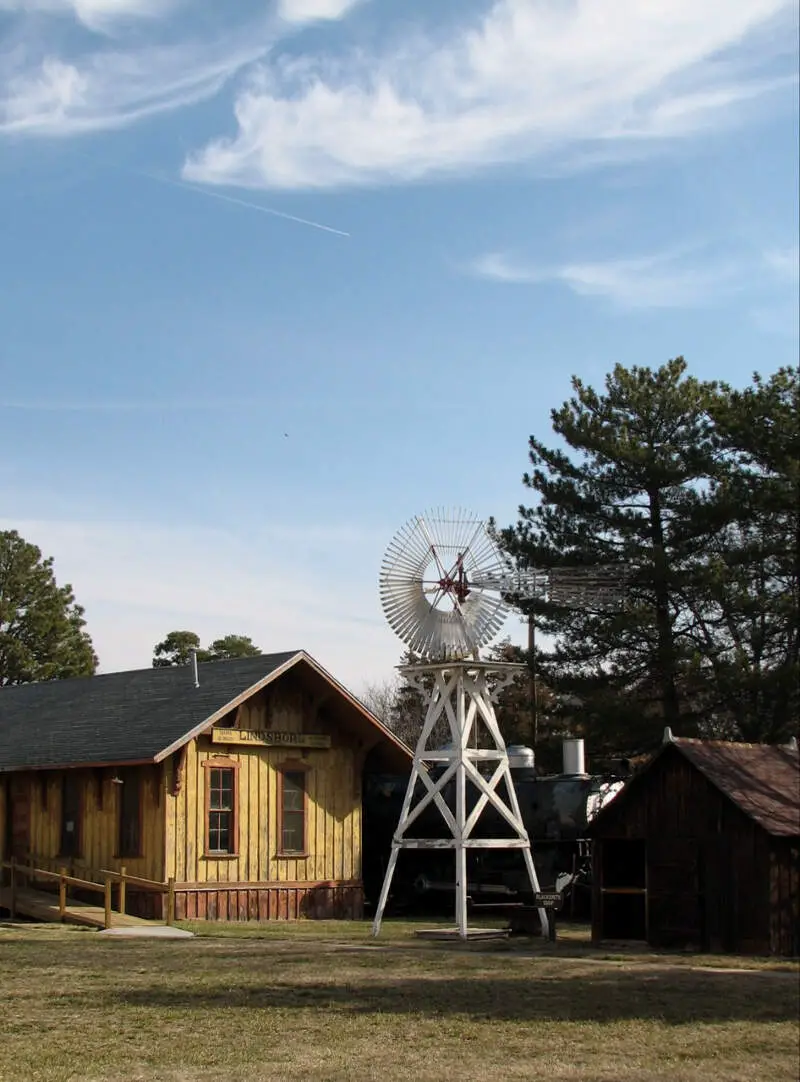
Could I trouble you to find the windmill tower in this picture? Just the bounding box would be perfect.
[371,508,552,940]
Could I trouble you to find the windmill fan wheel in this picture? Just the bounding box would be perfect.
[379,507,510,660]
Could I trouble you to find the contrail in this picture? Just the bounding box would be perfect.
[140,171,350,237]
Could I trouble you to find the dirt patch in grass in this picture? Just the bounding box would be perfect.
[0,922,797,1082]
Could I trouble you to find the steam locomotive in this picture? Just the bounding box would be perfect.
[362,739,624,917]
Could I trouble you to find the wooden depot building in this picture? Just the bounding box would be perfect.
[0,650,411,921]
[589,732,799,956]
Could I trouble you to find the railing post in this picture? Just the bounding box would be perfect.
[167,878,175,926]
[9,858,16,920]
[27,853,34,888]
[59,867,67,921]
[118,866,126,916]
[104,877,112,929]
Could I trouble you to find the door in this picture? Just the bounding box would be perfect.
[6,775,31,860]
[59,773,82,859]
[647,838,703,949]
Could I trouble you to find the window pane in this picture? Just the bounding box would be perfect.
[283,772,304,811]
[207,767,235,852]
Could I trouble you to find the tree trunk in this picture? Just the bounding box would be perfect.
[649,490,680,728]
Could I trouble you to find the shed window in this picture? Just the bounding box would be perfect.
[207,768,236,854]
[280,771,306,853]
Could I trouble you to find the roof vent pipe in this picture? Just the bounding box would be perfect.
[189,648,199,689]
[562,736,586,776]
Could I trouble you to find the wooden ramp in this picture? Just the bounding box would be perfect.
[1,860,175,930]
[0,885,156,929]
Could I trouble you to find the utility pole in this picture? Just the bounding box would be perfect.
[527,613,538,747]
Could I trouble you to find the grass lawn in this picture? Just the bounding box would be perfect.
[0,919,797,1082]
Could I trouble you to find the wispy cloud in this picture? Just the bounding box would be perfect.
[0,0,176,34]
[277,0,366,26]
[764,244,800,282]
[0,5,271,135]
[0,398,270,412]
[184,0,797,191]
[468,247,746,310]
[0,513,397,689]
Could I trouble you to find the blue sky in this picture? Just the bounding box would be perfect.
[1,0,798,694]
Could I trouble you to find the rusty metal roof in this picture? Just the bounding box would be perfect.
[673,737,799,837]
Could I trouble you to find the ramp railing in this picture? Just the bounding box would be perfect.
[0,857,176,928]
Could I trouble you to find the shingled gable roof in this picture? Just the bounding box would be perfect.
[0,650,412,773]
[590,735,800,838]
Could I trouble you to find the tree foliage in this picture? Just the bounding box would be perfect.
[497,358,798,754]
[152,631,261,667]
[0,530,98,686]
[681,366,799,741]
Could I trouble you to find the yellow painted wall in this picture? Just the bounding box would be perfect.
[25,766,165,882]
[165,681,362,885]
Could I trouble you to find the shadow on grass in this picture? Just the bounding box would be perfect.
[111,970,798,1024]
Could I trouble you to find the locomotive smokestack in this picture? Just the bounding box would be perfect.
[562,737,586,776]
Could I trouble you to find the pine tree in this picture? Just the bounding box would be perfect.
[497,358,720,754]
[0,530,97,685]
[682,367,799,741]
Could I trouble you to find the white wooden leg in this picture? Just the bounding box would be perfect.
[372,846,400,937]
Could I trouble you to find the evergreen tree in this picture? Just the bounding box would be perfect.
[0,530,98,685]
[152,631,261,667]
[152,631,206,667]
[497,358,720,754]
[206,634,261,661]
[682,367,799,741]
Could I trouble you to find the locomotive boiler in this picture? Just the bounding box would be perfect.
[362,738,624,918]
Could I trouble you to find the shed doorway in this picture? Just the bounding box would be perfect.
[599,839,647,940]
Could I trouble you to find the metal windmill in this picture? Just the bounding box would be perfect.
[371,509,628,940]
[371,508,551,939]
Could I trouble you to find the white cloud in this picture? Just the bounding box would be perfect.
[0,514,403,691]
[0,0,175,33]
[469,248,745,309]
[0,34,268,135]
[183,0,797,191]
[278,0,365,25]
[764,244,800,282]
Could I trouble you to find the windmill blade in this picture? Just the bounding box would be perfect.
[379,508,511,660]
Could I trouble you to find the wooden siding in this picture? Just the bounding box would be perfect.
[769,837,800,956]
[1,766,165,883]
[164,680,363,893]
[175,882,363,921]
[0,777,6,864]
[591,746,799,955]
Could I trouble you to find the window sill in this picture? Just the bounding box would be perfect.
[202,853,239,860]
[275,852,309,859]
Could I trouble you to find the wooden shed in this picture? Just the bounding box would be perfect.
[588,734,799,956]
[0,651,410,922]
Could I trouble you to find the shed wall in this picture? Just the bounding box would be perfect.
[591,746,792,954]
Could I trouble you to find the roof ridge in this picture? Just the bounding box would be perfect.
[674,736,797,752]
[0,650,304,695]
